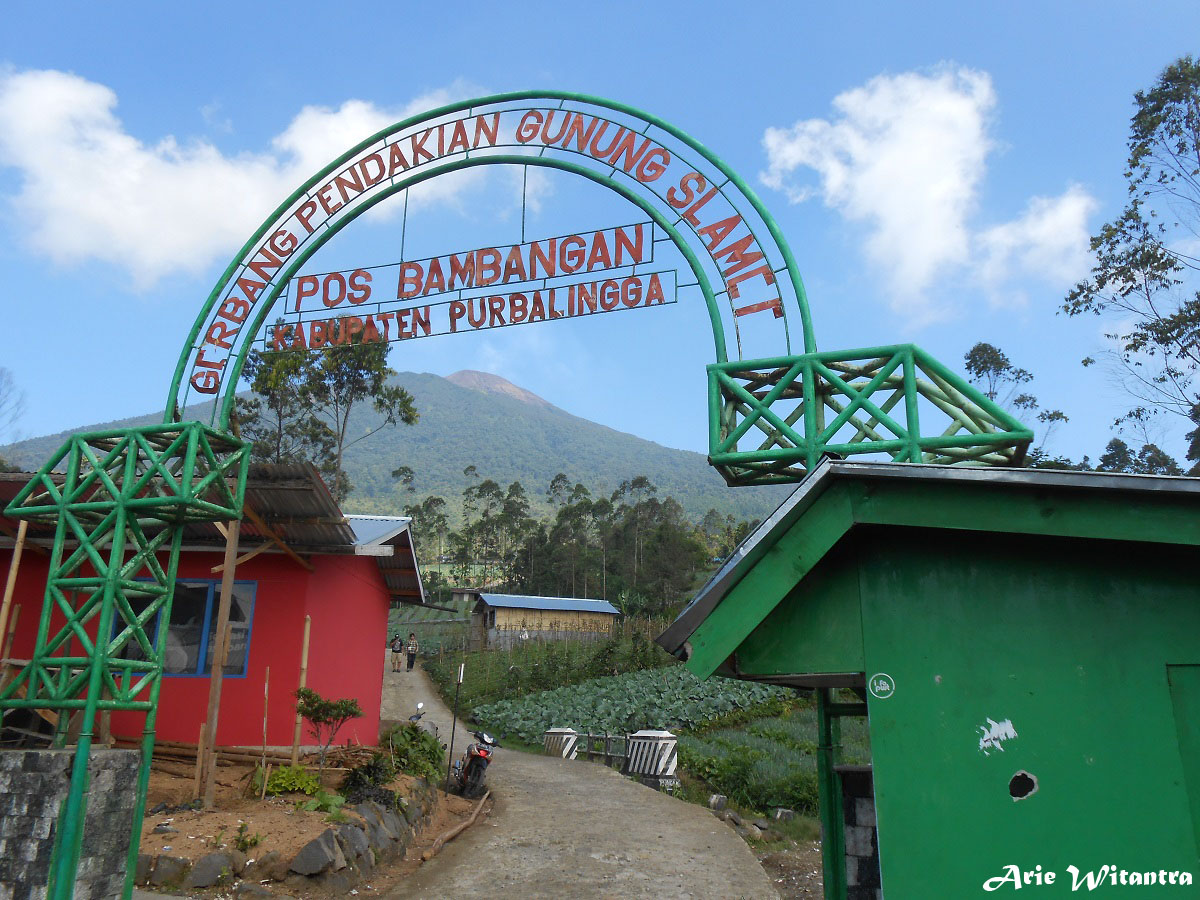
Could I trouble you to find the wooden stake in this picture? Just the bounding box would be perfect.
[0,520,28,654]
[422,791,490,861]
[261,665,270,771]
[260,763,271,801]
[203,521,240,809]
[193,721,206,800]
[291,615,311,765]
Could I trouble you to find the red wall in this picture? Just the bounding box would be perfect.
[0,546,390,749]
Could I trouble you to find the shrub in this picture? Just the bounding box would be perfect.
[381,722,445,783]
[295,687,363,770]
[255,764,320,796]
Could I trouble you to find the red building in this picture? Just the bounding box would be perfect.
[0,463,425,748]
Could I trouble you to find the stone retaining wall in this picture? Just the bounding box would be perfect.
[135,778,440,895]
[0,748,141,900]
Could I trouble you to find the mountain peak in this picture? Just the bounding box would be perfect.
[445,370,555,409]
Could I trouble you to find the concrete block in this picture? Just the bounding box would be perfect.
[855,798,876,826]
[843,824,875,858]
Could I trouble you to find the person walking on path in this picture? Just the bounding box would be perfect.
[405,632,419,672]
[390,633,404,672]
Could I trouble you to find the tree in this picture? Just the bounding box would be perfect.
[302,335,418,501]
[1063,56,1200,432]
[294,687,362,770]
[963,342,1068,455]
[236,333,336,470]
[1096,437,1184,475]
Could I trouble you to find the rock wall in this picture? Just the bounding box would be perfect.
[0,748,141,900]
[135,777,440,894]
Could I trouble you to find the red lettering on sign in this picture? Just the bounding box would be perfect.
[448,301,466,333]
[358,152,386,188]
[560,236,585,274]
[295,276,319,311]
[347,269,371,304]
[334,167,364,206]
[323,273,347,308]
[425,259,445,294]
[575,281,596,314]
[395,308,411,338]
[449,253,475,289]
[362,315,381,343]
[376,311,394,340]
[683,184,718,227]
[548,288,563,319]
[310,321,329,348]
[205,320,237,349]
[398,262,424,299]
[698,215,741,251]
[621,277,642,307]
[217,294,251,324]
[586,232,611,270]
[488,295,506,326]
[446,121,470,154]
[467,298,487,328]
[296,200,319,234]
[503,246,527,282]
[614,225,645,266]
[600,279,620,311]
[515,110,542,143]
[635,147,670,183]
[714,234,765,278]
[667,172,705,209]
[565,114,599,153]
[727,264,775,299]
[317,183,341,216]
[269,228,298,257]
[190,370,219,394]
[410,128,434,164]
[194,346,227,370]
[588,122,620,159]
[529,292,546,322]
[530,239,555,279]
[474,114,499,147]
[286,323,307,351]
[733,297,783,318]
[476,249,501,286]
[540,110,570,145]
[413,305,431,336]
[236,276,265,303]
[608,131,651,174]
[509,292,528,324]
[387,142,409,178]
[646,273,665,304]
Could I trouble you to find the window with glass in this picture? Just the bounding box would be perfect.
[117,580,256,677]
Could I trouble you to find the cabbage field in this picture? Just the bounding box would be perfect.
[471,666,790,743]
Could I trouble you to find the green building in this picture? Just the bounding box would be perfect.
[658,460,1200,898]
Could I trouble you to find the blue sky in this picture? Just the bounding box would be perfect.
[1,1,1197,467]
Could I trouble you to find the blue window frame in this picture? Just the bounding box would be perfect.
[119,580,256,678]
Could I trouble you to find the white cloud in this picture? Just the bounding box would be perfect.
[0,69,503,288]
[761,66,1095,322]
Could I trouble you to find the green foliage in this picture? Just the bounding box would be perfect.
[424,630,674,718]
[343,751,397,795]
[234,823,262,853]
[677,704,871,815]
[380,722,445,782]
[255,764,321,796]
[471,667,790,744]
[297,789,346,814]
[1063,55,1200,433]
[295,687,363,769]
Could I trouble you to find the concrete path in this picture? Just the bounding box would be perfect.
[380,659,778,900]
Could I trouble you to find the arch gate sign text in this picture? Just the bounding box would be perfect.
[1,91,1031,898]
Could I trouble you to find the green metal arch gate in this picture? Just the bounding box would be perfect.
[1,91,1031,898]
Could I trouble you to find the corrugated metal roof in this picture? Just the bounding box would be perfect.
[0,463,429,606]
[476,593,619,615]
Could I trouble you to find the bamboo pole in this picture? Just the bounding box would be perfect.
[291,615,311,765]
[0,604,20,690]
[0,520,28,654]
[202,521,240,808]
[421,791,490,861]
[261,665,270,771]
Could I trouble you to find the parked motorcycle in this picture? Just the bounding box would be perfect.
[408,702,439,740]
[451,730,498,798]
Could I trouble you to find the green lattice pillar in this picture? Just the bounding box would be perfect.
[1,422,248,899]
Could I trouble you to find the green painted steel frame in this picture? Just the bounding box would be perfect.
[1,422,249,899]
[707,344,1033,486]
[165,90,819,430]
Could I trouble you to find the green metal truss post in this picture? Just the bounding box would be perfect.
[707,344,1033,486]
[1,422,248,899]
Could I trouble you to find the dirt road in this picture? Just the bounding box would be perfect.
[380,659,778,900]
